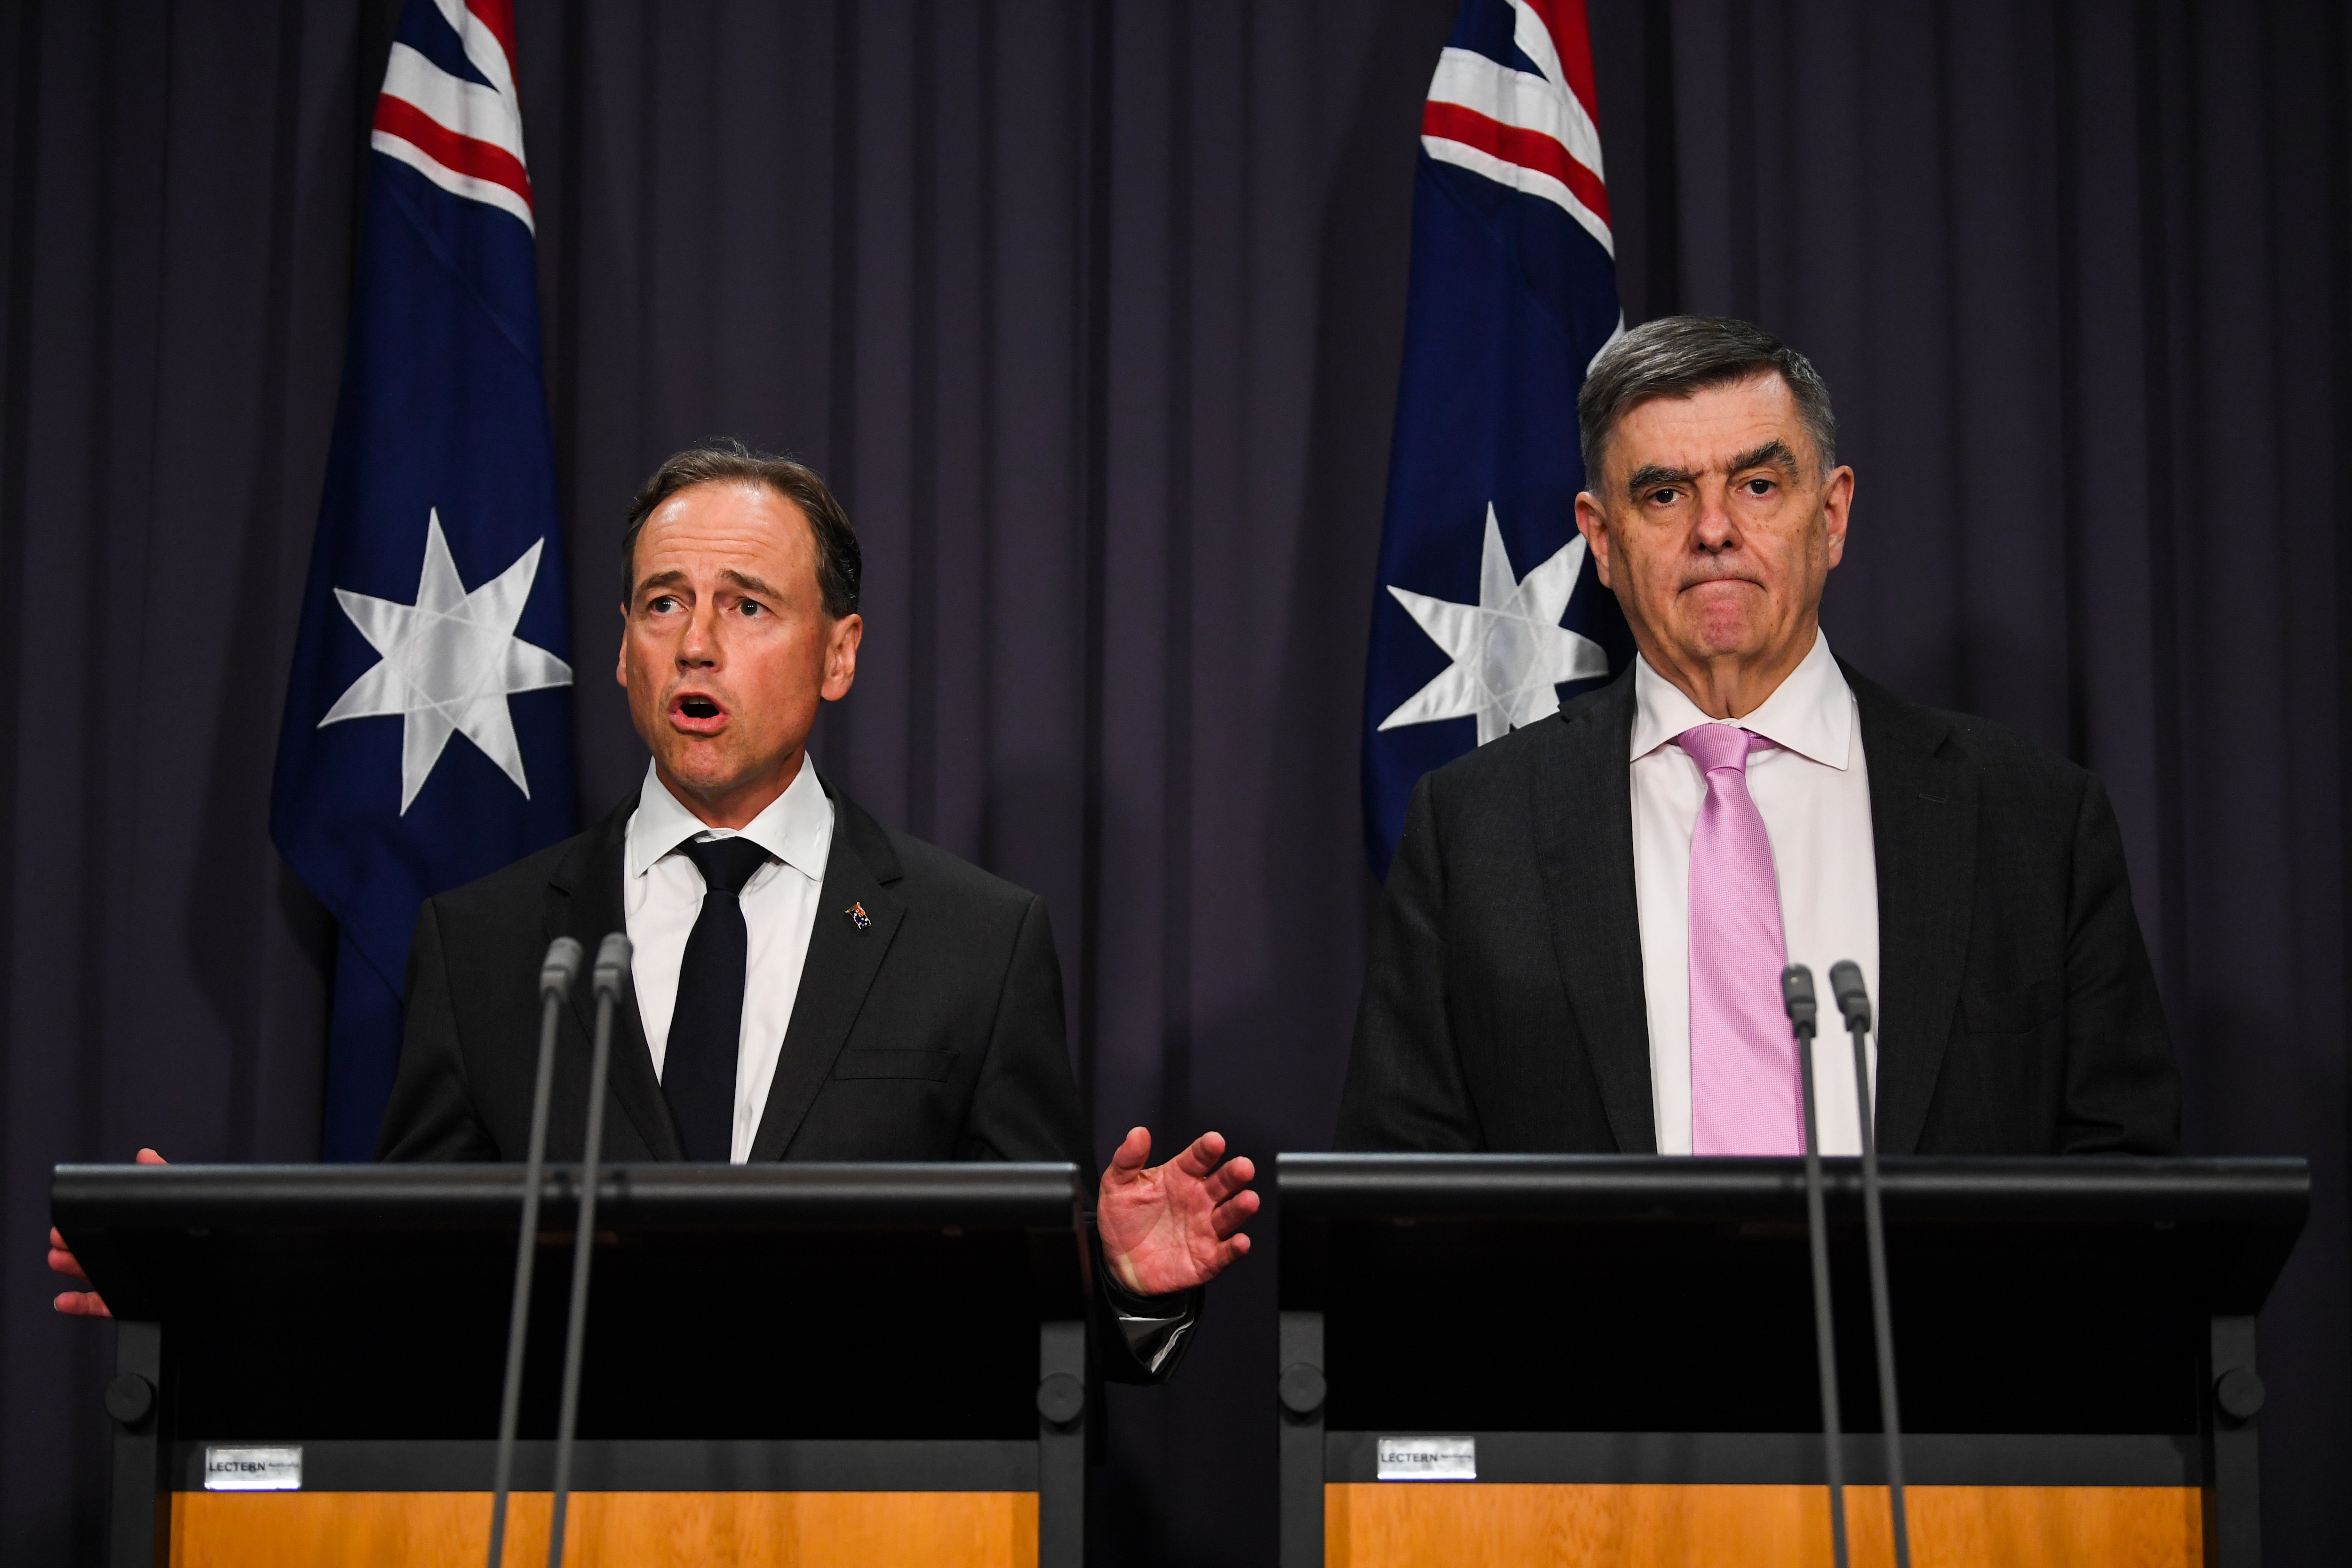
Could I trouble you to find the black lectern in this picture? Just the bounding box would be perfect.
[1275,1154,2306,1568]
[54,1162,1094,1568]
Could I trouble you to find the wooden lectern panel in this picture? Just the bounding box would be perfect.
[169,1490,1039,1568]
[1325,1483,2201,1568]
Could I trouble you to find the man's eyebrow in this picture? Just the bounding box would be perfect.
[629,567,786,600]
[1625,462,1696,498]
[1729,438,1800,474]
[719,568,783,600]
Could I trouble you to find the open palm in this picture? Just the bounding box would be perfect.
[1096,1127,1258,1296]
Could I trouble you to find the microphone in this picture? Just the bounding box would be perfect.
[1828,961,1911,1568]
[486,937,581,1568]
[1827,960,1869,1034]
[547,932,631,1568]
[1781,963,1849,1568]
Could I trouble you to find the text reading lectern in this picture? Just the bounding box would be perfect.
[54,1162,1095,1568]
[1275,1154,2305,1568]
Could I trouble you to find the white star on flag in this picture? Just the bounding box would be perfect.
[1378,502,1607,744]
[318,508,573,813]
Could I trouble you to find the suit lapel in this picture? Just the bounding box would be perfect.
[747,782,906,1162]
[547,789,686,1162]
[1848,665,1978,1154]
[1532,674,1658,1153]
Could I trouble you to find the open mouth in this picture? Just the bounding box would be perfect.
[670,692,727,732]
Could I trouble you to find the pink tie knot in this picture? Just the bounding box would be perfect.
[1677,723,1769,774]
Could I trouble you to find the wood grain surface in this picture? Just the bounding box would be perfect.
[168,1489,1039,1568]
[1325,1482,2202,1568]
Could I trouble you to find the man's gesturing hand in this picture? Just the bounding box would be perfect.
[1096,1127,1258,1297]
[49,1147,166,1317]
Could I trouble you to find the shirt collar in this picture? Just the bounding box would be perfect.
[1628,628,1854,769]
[624,756,836,883]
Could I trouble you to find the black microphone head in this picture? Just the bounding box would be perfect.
[593,932,633,1001]
[540,936,583,1000]
[1780,963,1817,1033]
[1828,960,1872,1030]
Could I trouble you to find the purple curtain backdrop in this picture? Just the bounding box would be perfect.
[0,3,2344,1564]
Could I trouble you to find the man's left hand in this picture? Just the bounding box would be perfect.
[1096,1127,1258,1296]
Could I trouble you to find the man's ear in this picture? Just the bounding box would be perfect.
[1820,464,1855,570]
[821,613,863,702]
[1574,492,1613,589]
[614,602,630,688]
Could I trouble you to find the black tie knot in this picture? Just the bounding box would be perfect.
[681,835,772,897]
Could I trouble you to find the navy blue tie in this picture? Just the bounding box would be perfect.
[661,836,774,1162]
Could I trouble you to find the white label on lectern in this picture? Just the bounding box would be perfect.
[1376,1436,1476,1480]
[203,1446,302,1491]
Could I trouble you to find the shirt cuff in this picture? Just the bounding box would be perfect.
[1099,1264,1202,1376]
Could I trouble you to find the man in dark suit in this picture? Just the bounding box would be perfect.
[57,442,1256,1377]
[1340,317,2180,1157]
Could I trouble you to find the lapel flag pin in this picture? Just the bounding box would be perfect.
[846,902,871,931]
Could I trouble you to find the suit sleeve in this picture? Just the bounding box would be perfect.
[957,895,1094,1166]
[374,899,503,1162]
[959,894,1202,1384]
[1335,774,1486,1151]
[2057,775,2183,1154]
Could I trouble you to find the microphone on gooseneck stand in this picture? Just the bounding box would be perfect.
[1781,964,1851,1568]
[547,932,632,1568]
[1828,960,1912,1568]
[485,937,583,1568]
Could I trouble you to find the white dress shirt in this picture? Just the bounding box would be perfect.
[1629,630,1881,1155]
[624,757,834,1163]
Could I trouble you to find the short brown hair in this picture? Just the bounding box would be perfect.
[1578,316,1838,487]
[620,439,861,617]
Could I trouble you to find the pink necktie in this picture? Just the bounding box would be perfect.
[1679,724,1803,1154]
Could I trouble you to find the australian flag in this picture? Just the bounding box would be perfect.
[1362,0,1635,875]
[272,0,575,1160]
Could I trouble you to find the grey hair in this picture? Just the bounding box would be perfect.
[1577,315,1839,488]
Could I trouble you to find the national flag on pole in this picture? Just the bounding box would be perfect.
[1361,0,1635,876]
[272,0,574,1159]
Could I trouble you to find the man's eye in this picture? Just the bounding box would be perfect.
[1744,478,1775,496]
[648,595,681,613]
[1648,488,1679,506]
[736,599,765,617]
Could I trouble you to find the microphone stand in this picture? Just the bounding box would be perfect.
[485,938,582,1568]
[1781,964,1850,1568]
[546,932,631,1568]
[1829,961,1911,1568]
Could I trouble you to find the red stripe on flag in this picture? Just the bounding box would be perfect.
[1422,100,1609,228]
[467,0,521,82]
[1519,0,1602,132]
[373,94,534,212]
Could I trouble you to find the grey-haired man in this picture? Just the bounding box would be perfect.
[1340,316,2179,1159]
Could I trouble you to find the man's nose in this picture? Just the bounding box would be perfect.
[1693,484,1739,550]
[676,604,721,663]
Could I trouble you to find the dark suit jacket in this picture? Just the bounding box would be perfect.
[1338,661,2182,1156]
[377,772,1187,1379]
[379,777,1089,1168]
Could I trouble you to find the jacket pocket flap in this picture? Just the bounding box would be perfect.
[1962,976,2063,1035]
[832,1049,959,1082]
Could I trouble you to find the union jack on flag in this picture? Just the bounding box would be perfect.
[370,0,536,231]
[273,0,575,1158]
[1360,0,1633,876]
